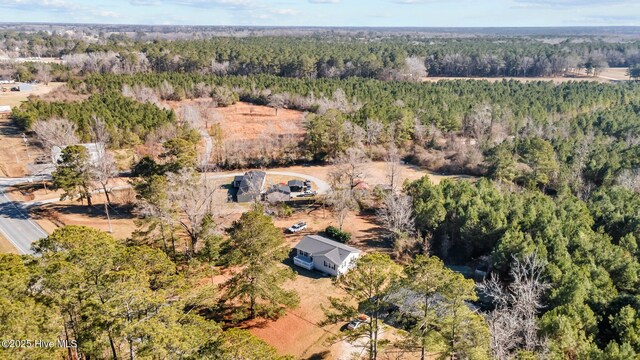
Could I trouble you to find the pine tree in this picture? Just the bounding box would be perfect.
[52,145,93,207]
[223,208,299,320]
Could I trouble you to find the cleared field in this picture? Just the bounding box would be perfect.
[255,162,472,188]
[0,114,40,177]
[0,82,64,107]
[163,100,305,142]
[214,102,305,141]
[421,68,630,84]
[0,83,63,177]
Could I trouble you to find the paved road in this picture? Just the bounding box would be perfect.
[0,177,49,254]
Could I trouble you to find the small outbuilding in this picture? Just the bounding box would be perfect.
[264,184,291,203]
[0,105,11,114]
[287,179,304,192]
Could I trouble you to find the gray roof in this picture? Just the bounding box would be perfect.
[237,171,266,198]
[234,175,244,182]
[288,179,304,187]
[268,184,291,194]
[266,191,290,203]
[294,235,360,265]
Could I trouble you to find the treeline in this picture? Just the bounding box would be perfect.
[12,92,175,147]
[4,31,640,78]
[74,37,640,78]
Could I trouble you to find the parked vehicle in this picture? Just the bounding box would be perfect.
[287,221,307,233]
[346,314,370,330]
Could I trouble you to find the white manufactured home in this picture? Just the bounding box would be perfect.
[293,235,360,276]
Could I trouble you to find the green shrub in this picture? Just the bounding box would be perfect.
[325,226,351,244]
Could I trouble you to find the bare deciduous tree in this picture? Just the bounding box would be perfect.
[268,93,287,116]
[478,253,551,359]
[463,103,493,141]
[36,63,51,85]
[166,169,218,253]
[377,193,414,238]
[365,119,384,146]
[330,147,369,190]
[617,168,640,193]
[89,116,116,232]
[404,56,428,81]
[210,59,230,75]
[92,151,117,232]
[179,104,202,128]
[326,188,357,231]
[32,118,79,152]
[385,144,403,193]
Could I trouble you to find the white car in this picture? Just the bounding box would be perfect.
[346,314,370,330]
[287,222,307,233]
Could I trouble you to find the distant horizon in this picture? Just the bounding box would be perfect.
[3,23,640,29]
[1,0,639,28]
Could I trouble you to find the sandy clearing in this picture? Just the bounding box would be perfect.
[228,162,471,188]
[421,68,630,84]
[0,231,19,254]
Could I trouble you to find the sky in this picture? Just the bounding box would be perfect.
[1,0,640,27]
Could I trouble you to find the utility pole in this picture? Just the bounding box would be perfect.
[21,133,30,160]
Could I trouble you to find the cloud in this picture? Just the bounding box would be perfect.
[131,0,254,8]
[513,0,634,6]
[0,0,77,12]
[392,0,438,3]
[308,0,340,3]
[271,8,299,15]
[130,0,158,5]
[97,10,120,18]
[175,0,253,8]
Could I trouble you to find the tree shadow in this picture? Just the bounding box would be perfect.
[239,112,274,118]
[305,350,332,360]
[42,202,133,220]
[0,201,32,220]
[283,255,331,280]
[0,117,21,137]
[219,183,237,202]
[354,214,393,250]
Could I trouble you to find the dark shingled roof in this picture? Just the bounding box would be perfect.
[288,179,304,187]
[237,171,266,201]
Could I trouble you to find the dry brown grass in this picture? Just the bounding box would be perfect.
[0,231,19,254]
[0,82,64,108]
[32,191,137,240]
[421,68,630,84]
[0,83,63,177]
